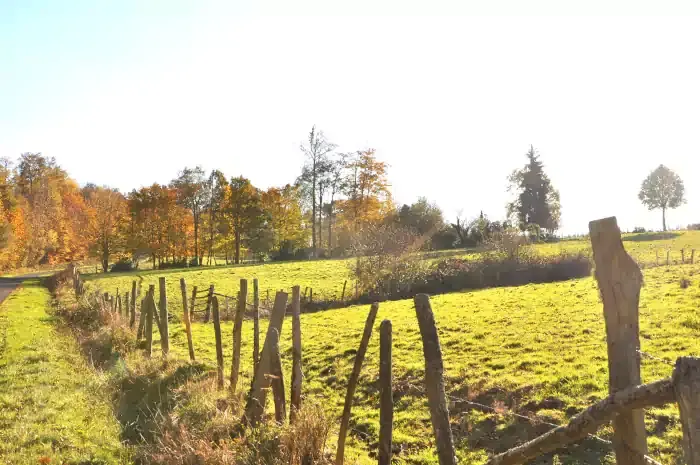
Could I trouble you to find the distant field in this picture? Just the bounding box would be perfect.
[152,263,700,464]
[84,230,700,314]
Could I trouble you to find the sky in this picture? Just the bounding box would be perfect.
[2,1,700,235]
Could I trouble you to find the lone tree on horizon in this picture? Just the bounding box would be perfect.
[638,164,685,232]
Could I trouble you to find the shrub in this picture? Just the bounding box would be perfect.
[633,226,647,233]
[110,258,136,272]
[688,223,700,231]
[158,259,188,270]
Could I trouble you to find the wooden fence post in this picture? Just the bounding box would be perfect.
[158,277,169,355]
[253,278,260,372]
[674,357,700,465]
[204,284,214,322]
[180,278,195,361]
[379,319,393,465]
[270,327,287,423]
[117,294,122,316]
[244,291,289,427]
[145,287,156,358]
[231,279,247,392]
[414,294,456,465]
[309,288,313,303]
[589,217,647,464]
[341,280,347,302]
[124,293,129,319]
[290,285,302,423]
[212,296,224,389]
[190,285,197,320]
[336,303,380,465]
[137,298,145,340]
[130,280,137,328]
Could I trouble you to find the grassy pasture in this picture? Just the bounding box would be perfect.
[143,263,700,464]
[0,282,128,464]
[84,230,700,318]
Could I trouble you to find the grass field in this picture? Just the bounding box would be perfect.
[0,281,129,464]
[134,262,699,465]
[83,230,700,320]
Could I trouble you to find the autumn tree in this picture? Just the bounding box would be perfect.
[639,164,685,231]
[261,184,307,258]
[83,186,128,271]
[297,126,336,257]
[172,166,209,265]
[507,145,560,233]
[225,176,266,264]
[205,170,228,265]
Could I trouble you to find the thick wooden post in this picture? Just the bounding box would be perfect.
[290,285,302,423]
[231,279,247,392]
[253,278,260,372]
[341,280,347,301]
[117,294,122,316]
[212,296,224,389]
[130,280,137,328]
[270,328,287,423]
[674,357,700,465]
[336,303,380,465]
[158,277,169,355]
[414,294,456,465]
[379,319,393,465]
[124,293,129,319]
[180,278,195,361]
[145,287,156,358]
[589,217,647,464]
[204,284,214,322]
[190,285,197,320]
[244,291,289,427]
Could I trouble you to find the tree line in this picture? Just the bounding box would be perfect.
[2,129,683,272]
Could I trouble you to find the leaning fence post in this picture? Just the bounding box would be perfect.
[341,280,347,302]
[336,303,380,465]
[674,357,700,465]
[204,284,214,322]
[414,294,457,465]
[212,296,224,389]
[270,328,287,423]
[379,319,393,465]
[290,285,302,423]
[180,278,195,361]
[589,216,647,464]
[145,286,156,358]
[253,278,260,372]
[231,279,247,392]
[158,277,169,355]
[244,291,289,427]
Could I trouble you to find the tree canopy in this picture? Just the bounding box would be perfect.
[638,164,685,231]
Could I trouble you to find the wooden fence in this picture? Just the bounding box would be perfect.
[63,215,700,464]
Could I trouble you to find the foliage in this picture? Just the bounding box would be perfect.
[507,145,561,233]
[639,164,686,231]
[110,257,137,272]
[633,226,647,233]
[84,185,129,271]
[392,197,445,249]
[688,224,700,231]
[225,176,267,263]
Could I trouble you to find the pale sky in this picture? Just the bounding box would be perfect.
[2,1,700,235]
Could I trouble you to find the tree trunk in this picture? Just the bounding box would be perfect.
[311,163,316,258]
[102,248,109,272]
[193,212,199,265]
[318,184,324,253]
[235,230,241,264]
[662,207,667,232]
[328,198,333,255]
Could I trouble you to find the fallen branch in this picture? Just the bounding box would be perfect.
[486,377,675,465]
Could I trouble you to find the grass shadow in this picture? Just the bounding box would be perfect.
[623,232,680,242]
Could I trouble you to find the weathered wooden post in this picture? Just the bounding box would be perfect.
[341,280,347,302]
[379,319,393,465]
[145,287,156,358]
[180,278,195,361]
[270,328,287,423]
[336,303,380,465]
[130,280,137,328]
[589,216,647,464]
[667,250,671,266]
[244,291,289,427]
[290,285,302,423]
[309,287,313,303]
[674,357,700,465]
[212,296,224,389]
[204,284,214,322]
[190,285,197,320]
[158,277,169,355]
[117,294,122,316]
[253,278,260,372]
[230,279,247,392]
[414,294,456,465]
[137,298,146,340]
